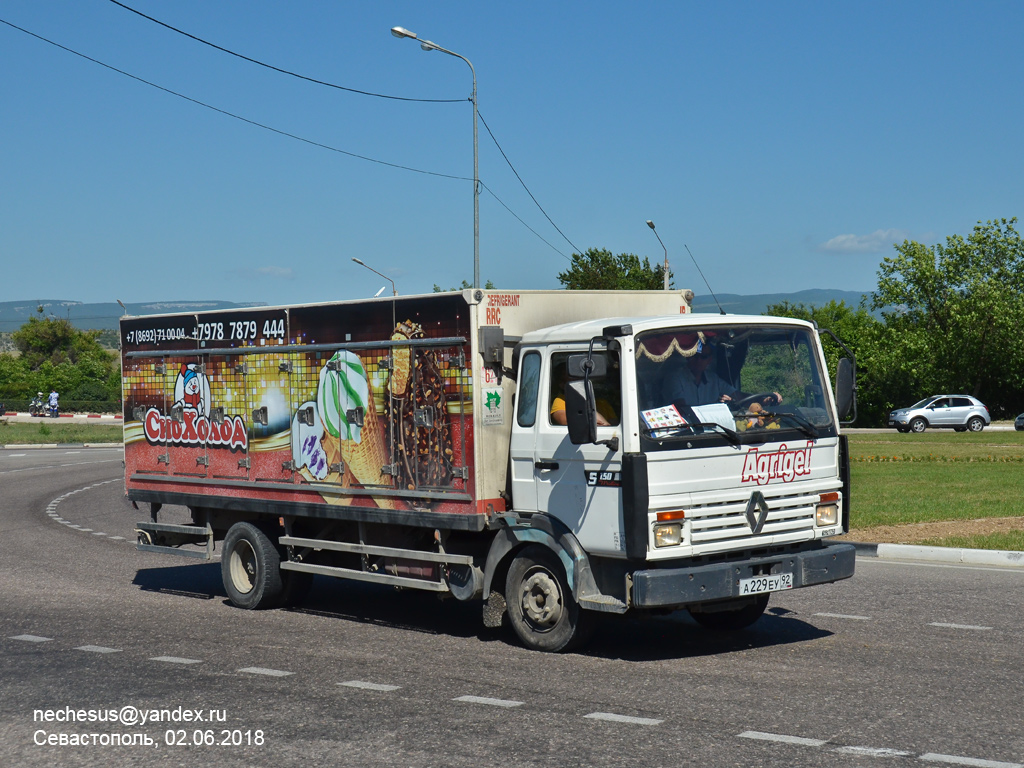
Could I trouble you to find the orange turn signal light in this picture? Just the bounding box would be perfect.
[818,492,840,503]
[656,510,686,522]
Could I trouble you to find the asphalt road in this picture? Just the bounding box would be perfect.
[2,447,1023,767]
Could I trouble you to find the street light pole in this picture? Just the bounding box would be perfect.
[352,258,397,331]
[646,220,670,290]
[392,27,479,289]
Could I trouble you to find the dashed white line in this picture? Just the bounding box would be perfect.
[738,731,826,747]
[928,623,992,631]
[585,712,663,726]
[919,753,1022,768]
[75,645,121,654]
[9,634,53,643]
[238,667,293,677]
[835,745,913,757]
[150,656,202,665]
[338,681,401,692]
[737,732,1019,768]
[454,695,523,708]
[813,612,872,620]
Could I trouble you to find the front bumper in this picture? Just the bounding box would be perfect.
[631,542,856,609]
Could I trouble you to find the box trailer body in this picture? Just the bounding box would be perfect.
[122,289,855,651]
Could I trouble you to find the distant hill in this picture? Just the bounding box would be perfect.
[0,299,266,333]
[691,289,875,316]
[0,290,876,335]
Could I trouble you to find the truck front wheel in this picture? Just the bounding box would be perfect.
[688,594,769,631]
[222,522,284,609]
[505,546,592,652]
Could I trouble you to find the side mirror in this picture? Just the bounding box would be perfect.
[835,357,855,421]
[565,379,597,445]
[567,353,607,379]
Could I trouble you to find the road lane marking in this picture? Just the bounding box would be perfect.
[150,656,202,665]
[928,623,992,631]
[338,681,401,692]
[75,645,121,653]
[835,746,913,757]
[919,753,1023,768]
[814,613,872,620]
[238,667,293,677]
[9,635,53,643]
[585,712,663,726]
[738,731,827,747]
[454,695,523,708]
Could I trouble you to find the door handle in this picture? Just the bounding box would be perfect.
[534,461,559,471]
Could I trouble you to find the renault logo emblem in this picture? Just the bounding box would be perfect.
[745,491,770,534]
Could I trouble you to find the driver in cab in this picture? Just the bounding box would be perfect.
[665,338,782,409]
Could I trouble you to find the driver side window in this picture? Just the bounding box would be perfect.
[548,351,621,427]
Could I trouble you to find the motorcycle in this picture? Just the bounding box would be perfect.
[29,396,47,417]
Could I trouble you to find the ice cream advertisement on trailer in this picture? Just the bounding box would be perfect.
[121,294,474,515]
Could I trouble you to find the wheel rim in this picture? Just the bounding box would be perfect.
[518,566,564,631]
[911,420,925,433]
[229,539,258,594]
[969,419,983,432]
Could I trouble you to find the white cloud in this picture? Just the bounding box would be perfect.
[818,229,909,254]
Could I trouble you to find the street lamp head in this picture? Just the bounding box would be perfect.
[391,26,417,40]
[351,257,365,266]
[646,220,656,230]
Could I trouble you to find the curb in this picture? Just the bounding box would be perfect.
[2,412,122,419]
[1,443,121,450]
[850,541,1024,569]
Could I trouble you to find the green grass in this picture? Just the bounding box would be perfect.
[918,531,1024,551]
[0,420,122,444]
[848,430,1024,549]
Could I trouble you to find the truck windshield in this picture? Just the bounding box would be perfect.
[634,324,838,448]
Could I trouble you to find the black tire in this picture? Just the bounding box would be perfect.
[909,418,927,433]
[505,545,593,652]
[896,427,909,433]
[967,416,985,432]
[954,427,967,432]
[688,593,769,631]
[221,522,284,609]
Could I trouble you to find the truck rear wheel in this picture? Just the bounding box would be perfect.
[222,522,284,609]
[688,594,769,631]
[505,545,592,652]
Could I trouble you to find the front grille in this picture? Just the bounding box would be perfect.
[688,489,817,548]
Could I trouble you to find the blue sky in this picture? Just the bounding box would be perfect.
[2,1,1022,305]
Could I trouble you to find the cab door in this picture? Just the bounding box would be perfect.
[509,350,542,513]
[530,349,626,557]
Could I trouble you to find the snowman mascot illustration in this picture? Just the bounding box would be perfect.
[172,363,209,417]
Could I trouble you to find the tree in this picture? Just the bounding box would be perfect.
[765,299,890,424]
[3,309,121,404]
[872,218,1024,418]
[557,248,671,290]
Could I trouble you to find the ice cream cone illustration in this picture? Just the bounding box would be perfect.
[317,350,398,509]
[389,321,417,397]
[385,321,455,501]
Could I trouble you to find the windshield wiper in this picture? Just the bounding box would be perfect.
[688,421,741,445]
[763,410,819,439]
[642,421,740,445]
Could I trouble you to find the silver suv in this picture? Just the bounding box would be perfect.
[888,395,990,433]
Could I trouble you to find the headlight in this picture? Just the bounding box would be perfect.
[654,523,682,547]
[816,503,839,526]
